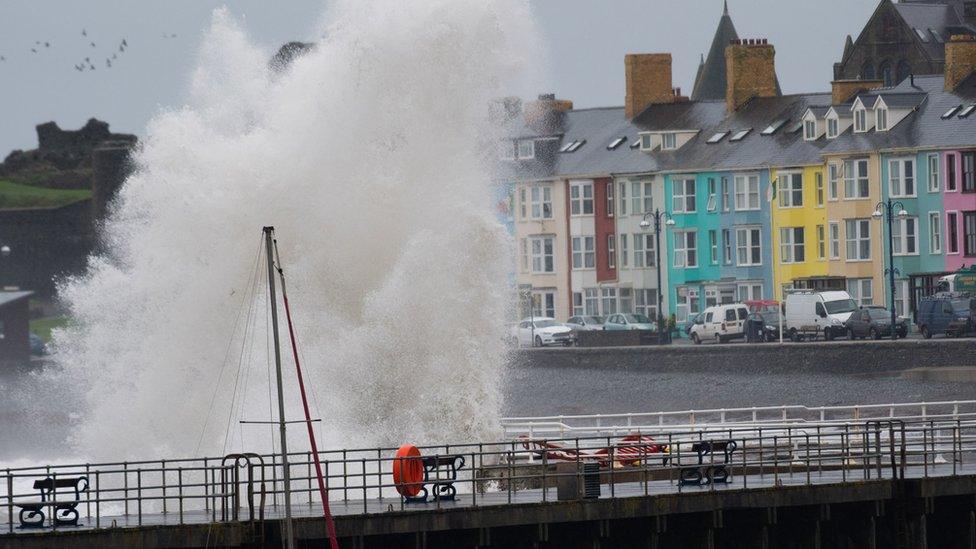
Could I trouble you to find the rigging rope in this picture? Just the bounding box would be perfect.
[273,237,340,549]
[195,237,264,456]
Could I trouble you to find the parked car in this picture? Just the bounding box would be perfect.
[844,307,908,339]
[603,313,657,331]
[784,290,857,341]
[745,309,782,342]
[511,317,574,347]
[565,315,605,332]
[688,303,749,344]
[916,293,975,338]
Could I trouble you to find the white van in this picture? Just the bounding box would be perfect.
[689,303,750,344]
[784,290,858,341]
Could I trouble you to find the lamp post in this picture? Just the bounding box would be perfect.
[873,199,909,341]
[640,209,675,344]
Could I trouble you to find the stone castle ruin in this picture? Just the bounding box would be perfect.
[0,119,136,297]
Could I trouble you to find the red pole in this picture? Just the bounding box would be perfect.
[278,272,339,548]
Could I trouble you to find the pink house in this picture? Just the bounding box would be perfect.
[942,150,976,271]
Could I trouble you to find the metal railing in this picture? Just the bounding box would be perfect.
[3,417,975,535]
[501,400,976,438]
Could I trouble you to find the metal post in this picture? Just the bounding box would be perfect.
[161,460,167,515]
[7,470,12,534]
[178,467,184,525]
[264,226,294,549]
[887,203,897,340]
[655,211,664,342]
[95,470,100,529]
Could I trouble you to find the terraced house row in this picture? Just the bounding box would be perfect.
[500,1,976,326]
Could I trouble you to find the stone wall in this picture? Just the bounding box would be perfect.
[514,339,976,375]
[0,200,95,295]
[945,34,976,90]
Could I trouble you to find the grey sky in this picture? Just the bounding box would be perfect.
[0,0,878,155]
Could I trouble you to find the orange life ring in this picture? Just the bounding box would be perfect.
[392,444,424,497]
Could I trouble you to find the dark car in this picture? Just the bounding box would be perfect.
[844,307,908,340]
[745,310,782,342]
[916,293,974,338]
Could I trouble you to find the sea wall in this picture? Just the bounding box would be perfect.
[513,339,976,375]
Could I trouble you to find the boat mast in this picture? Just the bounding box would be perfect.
[264,226,295,549]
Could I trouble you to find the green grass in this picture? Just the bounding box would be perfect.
[0,180,92,209]
[30,315,69,342]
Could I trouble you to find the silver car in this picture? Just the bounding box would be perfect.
[565,315,605,332]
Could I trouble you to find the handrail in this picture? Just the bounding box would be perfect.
[2,417,974,535]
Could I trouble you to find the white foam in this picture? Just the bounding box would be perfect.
[49,0,538,462]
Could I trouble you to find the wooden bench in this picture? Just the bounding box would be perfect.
[15,476,89,528]
[404,455,465,503]
[677,440,738,486]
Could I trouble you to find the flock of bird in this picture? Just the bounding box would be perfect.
[0,28,178,72]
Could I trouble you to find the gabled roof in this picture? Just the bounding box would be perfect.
[821,74,976,155]
[805,106,831,118]
[691,2,739,101]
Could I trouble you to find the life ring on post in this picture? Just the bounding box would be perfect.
[392,444,425,497]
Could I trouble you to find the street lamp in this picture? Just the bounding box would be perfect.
[640,209,675,344]
[873,199,908,341]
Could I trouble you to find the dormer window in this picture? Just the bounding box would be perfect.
[803,119,817,141]
[827,116,839,139]
[640,134,652,150]
[876,106,888,132]
[662,132,677,150]
[500,141,516,160]
[517,139,535,159]
[854,106,867,133]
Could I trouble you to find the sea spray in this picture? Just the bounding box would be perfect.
[52,0,540,461]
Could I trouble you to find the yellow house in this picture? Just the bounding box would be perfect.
[771,165,830,299]
[820,152,885,307]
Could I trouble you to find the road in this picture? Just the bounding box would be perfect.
[502,337,976,417]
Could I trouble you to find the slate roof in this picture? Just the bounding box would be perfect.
[691,3,739,101]
[657,93,835,173]
[0,291,33,308]
[821,74,976,155]
[893,1,971,60]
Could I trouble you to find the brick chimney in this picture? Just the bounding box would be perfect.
[524,93,573,128]
[831,79,884,105]
[725,39,778,112]
[945,34,976,90]
[625,53,675,119]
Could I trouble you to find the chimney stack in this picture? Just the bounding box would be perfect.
[625,53,675,119]
[725,38,778,112]
[831,79,884,104]
[945,34,976,90]
[523,93,573,129]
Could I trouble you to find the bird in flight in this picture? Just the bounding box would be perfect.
[82,29,87,37]
[90,42,96,48]
[30,48,37,54]
[44,42,50,48]
[0,56,5,61]
[106,59,111,68]
[121,38,127,47]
